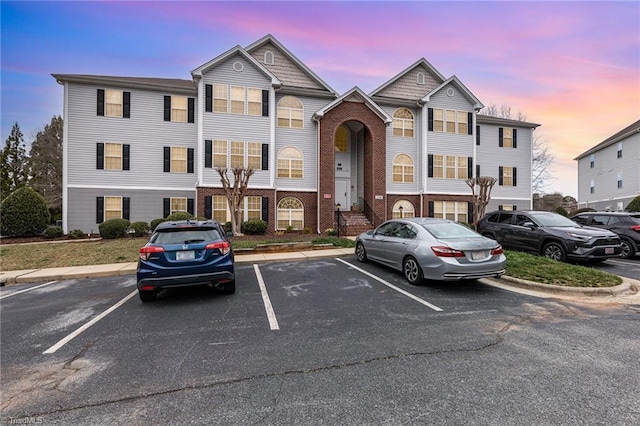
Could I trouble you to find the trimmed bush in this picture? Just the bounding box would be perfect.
[99,218,131,239]
[222,221,232,234]
[554,206,568,217]
[130,221,150,237]
[44,225,64,239]
[68,229,85,239]
[166,212,194,221]
[241,219,267,235]
[0,187,51,237]
[150,218,167,231]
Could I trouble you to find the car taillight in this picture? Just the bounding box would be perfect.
[631,225,640,232]
[139,246,165,261]
[431,246,465,257]
[205,241,231,255]
[491,245,503,255]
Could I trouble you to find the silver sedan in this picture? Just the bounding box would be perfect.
[355,218,506,284]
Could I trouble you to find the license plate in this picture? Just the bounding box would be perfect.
[471,250,487,260]
[605,247,614,254]
[176,250,195,261]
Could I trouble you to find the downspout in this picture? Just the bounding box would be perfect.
[270,87,277,232]
[196,76,204,217]
[420,99,428,217]
[61,81,69,234]
[314,115,321,234]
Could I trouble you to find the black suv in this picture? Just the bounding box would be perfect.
[570,212,640,259]
[477,210,622,262]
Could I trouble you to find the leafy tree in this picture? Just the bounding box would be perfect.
[28,116,63,212]
[626,195,640,212]
[0,187,51,236]
[216,167,255,236]
[0,122,29,200]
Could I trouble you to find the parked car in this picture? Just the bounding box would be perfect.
[570,212,640,259]
[355,218,506,284]
[477,210,622,262]
[136,220,235,302]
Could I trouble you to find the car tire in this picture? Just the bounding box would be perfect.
[620,239,636,259]
[221,280,236,295]
[403,256,423,285]
[356,242,368,263]
[543,242,566,262]
[139,290,156,302]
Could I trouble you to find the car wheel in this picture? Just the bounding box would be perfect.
[139,290,156,302]
[620,240,635,259]
[221,280,236,295]
[356,242,368,263]
[543,242,566,262]
[403,256,423,285]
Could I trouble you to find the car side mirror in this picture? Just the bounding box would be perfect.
[523,221,536,229]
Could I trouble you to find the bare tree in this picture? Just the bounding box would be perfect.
[216,167,254,236]
[466,176,498,228]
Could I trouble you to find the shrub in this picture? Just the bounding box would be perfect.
[286,225,294,233]
[0,187,51,237]
[554,206,568,217]
[130,221,149,237]
[222,221,232,234]
[241,220,267,235]
[98,218,131,239]
[150,218,167,231]
[68,229,86,239]
[325,228,337,236]
[44,225,64,239]
[303,227,313,234]
[166,212,194,221]
[626,195,640,212]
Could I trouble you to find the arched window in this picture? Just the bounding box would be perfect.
[277,197,304,230]
[264,51,274,65]
[277,96,303,128]
[416,72,425,85]
[335,125,348,152]
[392,154,414,183]
[392,200,415,219]
[277,147,303,179]
[392,108,414,137]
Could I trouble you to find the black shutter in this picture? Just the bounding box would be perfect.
[468,202,474,223]
[428,108,434,132]
[123,197,130,220]
[123,91,131,118]
[467,112,473,135]
[262,90,269,117]
[428,201,435,218]
[205,84,213,112]
[262,144,269,170]
[188,98,195,123]
[163,198,170,218]
[499,128,504,147]
[96,197,104,223]
[499,166,504,186]
[476,164,480,178]
[163,147,171,172]
[467,157,473,179]
[97,89,105,116]
[187,198,194,215]
[428,154,434,178]
[164,96,171,121]
[513,129,517,148]
[97,143,104,169]
[498,205,503,211]
[123,144,130,170]
[261,197,269,222]
[187,148,194,173]
[205,140,212,168]
[513,167,517,187]
[476,125,480,145]
[204,196,212,219]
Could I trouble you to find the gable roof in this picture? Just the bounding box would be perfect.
[574,119,640,160]
[312,86,392,124]
[369,58,445,98]
[421,76,484,110]
[245,34,337,95]
[52,74,196,94]
[476,114,541,128]
[190,45,281,86]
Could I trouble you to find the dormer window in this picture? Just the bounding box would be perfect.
[416,72,425,85]
[264,51,274,65]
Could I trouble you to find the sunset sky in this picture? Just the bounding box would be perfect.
[1,1,638,198]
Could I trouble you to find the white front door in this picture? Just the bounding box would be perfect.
[335,179,349,210]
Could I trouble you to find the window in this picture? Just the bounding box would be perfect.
[277,147,303,178]
[213,140,227,168]
[590,179,595,194]
[170,197,187,215]
[171,147,187,173]
[590,154,595,168]
[617,142,623,158]
[416,72,425,85]
[433,154,444,178]
[248,88,262,116]
[264,51,274,65]
[214,84,228,113]
[392,154,414,183]
[446,110,456,133]
[445,156,456,179]
[501,166,514,186]
[501,128,514,148]
[335,126,348,152]
[617,172,623,189]
[277,197,304,230]
[277,96,303,128]
[231,86,245,114]
[429,108,470,134]
[457,156,468,179]
[230,141,244,168]
[171,96,188,122]
[429,154,469,180]
[393,108,414,137]
[247,196,262,220]
[501,205,516,211]
[247,142,262,169]
[105,143,123,170]
[392,200,415,219]
[433,108,444,132]
[213,195,230,223]
[432,201,468,223]
[105,196,123,221]
[457,111,468,134]
[105,90,123,117]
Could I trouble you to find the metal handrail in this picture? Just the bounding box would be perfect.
[360,197,382,227]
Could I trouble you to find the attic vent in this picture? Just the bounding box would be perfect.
[446,88,455,97]
[417,72,425,85]
[264,51,274,65]
[233,61,244,72]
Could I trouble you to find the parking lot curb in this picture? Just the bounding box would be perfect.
[491,275,637,297]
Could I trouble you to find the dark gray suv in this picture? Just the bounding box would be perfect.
[570,212,640,259]
[477,210,622,262]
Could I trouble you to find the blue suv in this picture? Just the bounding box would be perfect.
[136,220,235,302]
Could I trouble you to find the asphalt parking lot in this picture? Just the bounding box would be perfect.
[2,255,639,424]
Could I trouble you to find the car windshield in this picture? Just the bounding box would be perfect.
[151,228,222,244]
[530,212,578,227]
[421,222,480,239]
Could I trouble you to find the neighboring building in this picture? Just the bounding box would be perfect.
[575,119,640,211]
[53,34,539,235]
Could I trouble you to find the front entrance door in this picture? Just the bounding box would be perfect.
[335,179,349,210]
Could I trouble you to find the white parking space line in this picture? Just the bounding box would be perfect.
[253,264,280,330]
[43,289,138,354]
[608,259,640,267]
[0,280,58,300]
[336,258,443,312]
